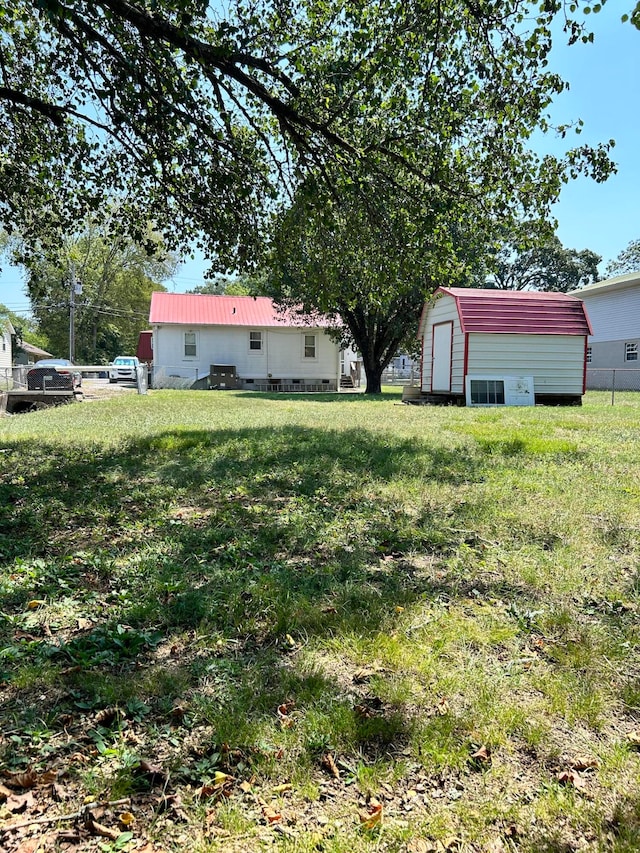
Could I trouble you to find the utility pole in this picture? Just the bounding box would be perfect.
[68,266,82,362]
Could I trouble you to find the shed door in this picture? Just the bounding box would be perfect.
[432,322,453,392]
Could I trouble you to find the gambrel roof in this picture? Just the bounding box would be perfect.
[419,287,592,337]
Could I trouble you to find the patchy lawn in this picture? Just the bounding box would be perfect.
[1,389,640,852]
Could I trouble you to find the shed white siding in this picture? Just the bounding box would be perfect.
[153,324,340,383]
[467,334,585,395]
[420,293,464,392]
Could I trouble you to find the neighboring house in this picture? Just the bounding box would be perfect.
[572,272,640,389]
[13,340,53,365]
[418,287,592,406]
[0,319,13,373]
[388,352,419,377]
[148,293,358,391]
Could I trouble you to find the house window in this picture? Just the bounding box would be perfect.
[469,379,505,405]
[586,346,592,364]
[304,334,317,358]
[249,331,262,351]
[625,342,638,362]
[184,331,197,357]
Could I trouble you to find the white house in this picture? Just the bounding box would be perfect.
[0,319,13,375]
[148,292,359,391]
[418,287,592,406]
[572,272,640,389]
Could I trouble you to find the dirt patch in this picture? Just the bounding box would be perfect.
[81,380,139,402]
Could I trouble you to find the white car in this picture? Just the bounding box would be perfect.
[109,356,140,383]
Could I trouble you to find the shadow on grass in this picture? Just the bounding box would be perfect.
[0,428,482,731]
[0,423,626,786]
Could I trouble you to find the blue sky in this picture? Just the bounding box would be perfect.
[1,6,638,316]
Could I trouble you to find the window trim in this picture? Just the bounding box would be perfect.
[624,342,638,362]
[586,346,592,364]
[468,378,505,406]
[303,333,317,360]
[249,330,263,353]
[183,330,197,359]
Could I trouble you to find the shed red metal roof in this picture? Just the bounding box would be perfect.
[149,292,325,328]
[437,287,592,336]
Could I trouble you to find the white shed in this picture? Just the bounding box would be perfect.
[417,288,592,406]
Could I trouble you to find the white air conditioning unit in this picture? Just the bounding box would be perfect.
[466,375,535,407]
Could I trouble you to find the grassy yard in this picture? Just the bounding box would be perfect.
[1,389,640,852]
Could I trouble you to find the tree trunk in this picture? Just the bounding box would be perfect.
[362,357,384,395]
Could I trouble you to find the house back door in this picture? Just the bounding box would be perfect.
[432,322,452,392]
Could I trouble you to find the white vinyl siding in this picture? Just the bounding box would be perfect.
[153,325,339,383]
[0,325,11,371]
[579,286,640,344]
[420,293,464,393]
[467,334,585,395]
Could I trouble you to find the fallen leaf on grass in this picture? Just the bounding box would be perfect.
[272,783,292,794]
[155,793,189,822]
[2,769,57,789]
[321,753,340,779]
[358,799,382,830]
[133,760,168,786]
[469,745,491,766]
[4,790,35,814]
[94,707,121,726]
[84,815,122,841]
[407,841,438,853]
[436,697,450,716]
[627,730,640,749]
[571,756,599,772]
[557,770,586,791]
[26,600,46,610]
[262,803,282,823]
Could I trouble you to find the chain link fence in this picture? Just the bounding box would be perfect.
[381,366,419,385]
[0,366,28,390]
[586,368,640,404]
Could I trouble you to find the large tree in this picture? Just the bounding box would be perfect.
[605,239,640,277]
[480,226,601,292]
[0,1,618,269]
[18,222,175,362]
[268,167,508,394]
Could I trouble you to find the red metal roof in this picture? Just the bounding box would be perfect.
[438,287,592,336]
[149,293,325,328]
